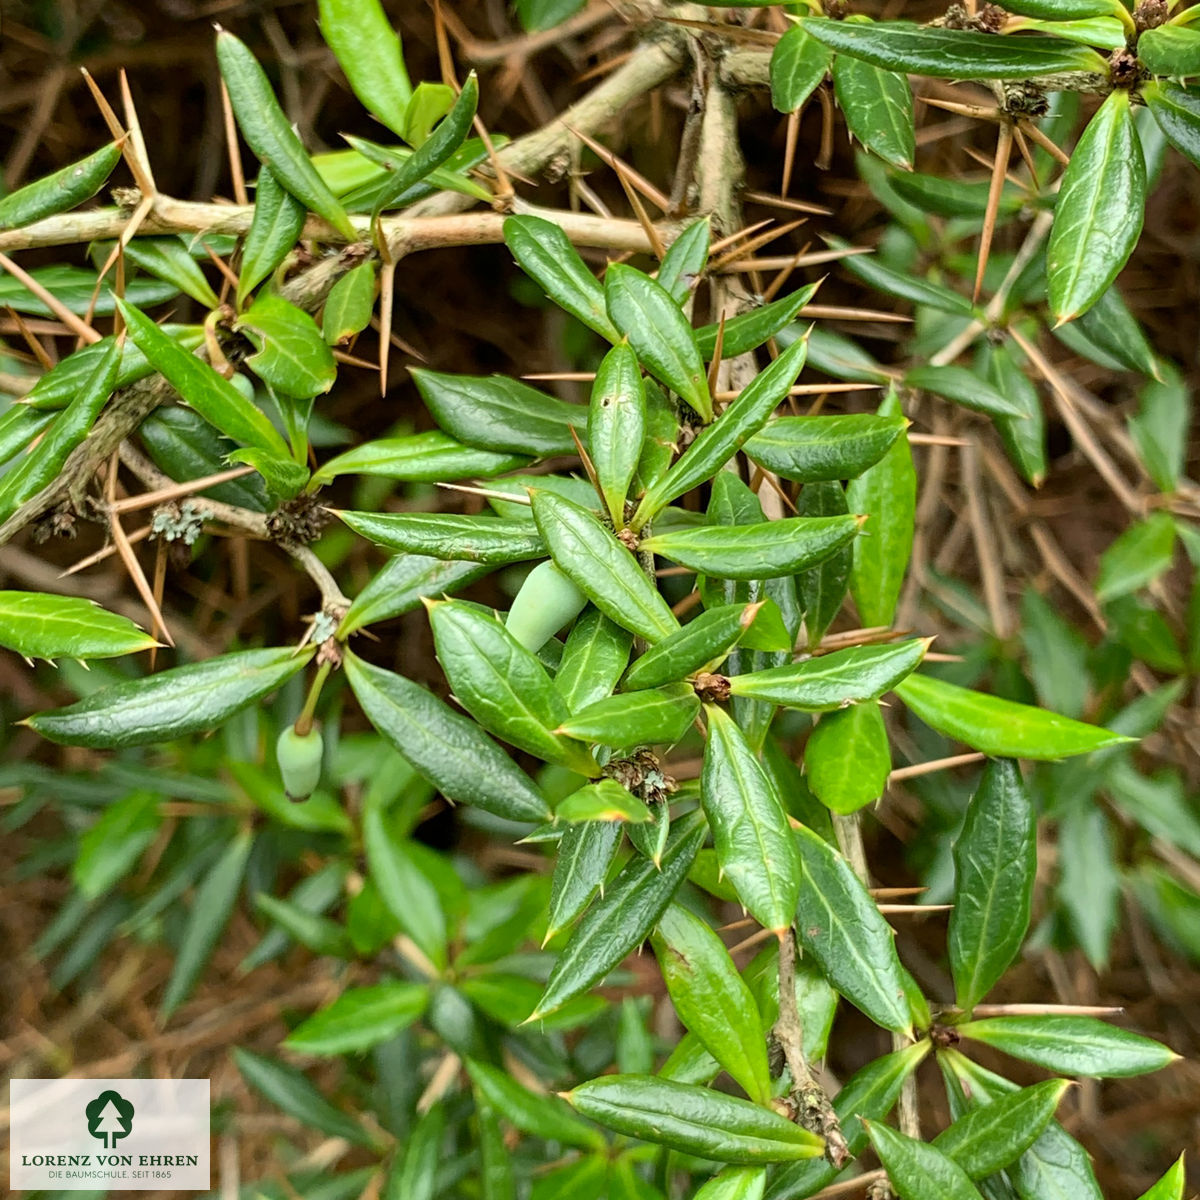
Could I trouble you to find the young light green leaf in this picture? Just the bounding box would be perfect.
[956,1015,1179,1078]
[532,489,680,643]
[556,609,633,711]
[546,819,623,939]
[466,1060,606,1150]
[564,1075,823,1163]
[832,56,914,170]
[27,645,313,748]
[315,431,527,487]
[589,341,647,525]
[1047,89,1146,323]
[339,553,489,636]
[533,809,706,1018]
[237,167,306,307]
[559,684,699,748]
[905,364,1029,419]
[1135,1154,1186,1200]
[1095,511,1176,602]
[0,141,122,230]
[429,600,598,774]
[623,603,765,691]
[284,981,428,1055]
[402,80,456,146]
[771,25,831,114]
[0,591,157,660]
[948,758,1035,1012]
[895,673,1135,759]
[652,903,772,1104]
[804,701,890,815]
[557,780,652,824]
[745,412,907,484]
[605,263,712,422]
[702,706,801,935]
[317,0,412,138]
[695,1167,766,1200]
[865,1120,985,1200]
[793,821,912,1034]
[74,790,162,899]
[321,259,376,345]
[216,29,355,239]
[694,285,820,361]
[336,510,545,564]
[504,214,620,340]
[236,291,336,398]
[657,218,710,303]
[344,651,551,822]
[727,638,929,711]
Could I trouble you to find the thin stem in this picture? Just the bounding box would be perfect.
[294,661,332,738]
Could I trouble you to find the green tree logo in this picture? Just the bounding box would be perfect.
[85,1090,134,1150]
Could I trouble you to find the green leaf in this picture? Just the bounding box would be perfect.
[635,335,810,524]
[888,168,1023,220]
[226,445,308,499]
[118,298,292,458]
[804,701,890,815]
[771,25,831,114]
[429,600,598,774]
[956,1015,1178,1078]
[114,236,219,309]
[589,342,647,524]
[253,892,351,956]
[793,821,912,1034]
[1145,80,1200,170]
[560,684,699,748]
[933,1080,1071,1180]
[564,1075,823,1163]
[413,368,585,456]
[27,645,313,748]
[948,759,1035,1012]
[652,903,772,1104]
[865,1121,984,1200]
[895,672,1135,759]
[516,0,586,30]
[339,553,489,636]
[695,1167,766,1200]
[1135,1154,1187,1200]
[981,337,1047,487]
[216,30,355,239]
[828,236,975,315]
[657,219,710,303]
[532,489,680,643]
[643,515,861,581]
[236,291,337,398]
[403,81,456,147]
[315,431,527,487]
[1047,89,1146,323]
[904,364,1029,420]
[0,265,178,318]
[317,0,412,138]
[694,285,820,361]
[0,141,122,230]
[1058,796,1120,969]
[1071,284,1160,377]
[727,638,929,711]
[832,56,914,170]
[233,1047,374,1146]
[1129,365,1188,492]
[344,651,551,823]
[623,602,765,691]
[321,259,377,345]
[284,982,428,1055]
[605,263,712,422]
[556,609,634,711]
[1140,25,1200,76]
[533,809,706,1018]
[806,18,1105,78]
[0,591,157,660]
[557,780,652,824]
[546,819,623,939]
[702,706,801,935]
[161,829,253,1017]
[1095,511,1176,601]
[387,1103,444,1200]
[336,510,544,564]
[745,412,907,484]
[1003,0,1115,15]
[796,480,851,645]
[467,1059,606,1150]
[73,789,161,899]
[237,167,306,307]
[504,215,620,340]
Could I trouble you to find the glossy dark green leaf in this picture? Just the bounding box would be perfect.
[532,489,679,643]
[1003,0,1114,15]
[0,265,178,317]
[807,18,1105,78]
[0,141,122,230]
[413,368,585,456]
[284,982,428,1055]
[336,510,544,564]
[895,673,1135,759]
[344,651,551,822]
[321,259,376,347]
[73,789,161,899]
[233,1046,374,1146]
[771,24,831,113]
[557,780,652,824]
[865,1120,984,1200]
[236,291,337,398]
[139,404,265,509]
[980,337,1046,487]
[119,236,219,309]
[546,818,623,939]
[832,56,914,170]
[1140,25,1200,76]
[237,167,306,307]
[657,219,710,303]
[635,335,810,525]
[652,903,771,1104]
[590,341,647,524]
[728,638,928,711]
[27,646,312,748]
[430,600,598,774]
[793,821,911,1034]
[314,430,526,487]
[565,1075,823,1163]
[1145,80,1200,170]
[217,29,355,238]
[828,235,974,315]
[318,0,412,138]
[1047,89,1146,323]
[702,706,801,935]
[605,263,712,422]
[956,1015,1178,1078]
[694,285,820,361]
[905,364,1028,419]
[796,480,851,645]
[339,554,489,636]
[560,683,699,748]
[1070,285,1160,378]
[805,701,890,815]
[0,404,53,468]
[948,759,1035,1012]
[556,609,633,711]
[1095,511,1176,602]
[888,168,1023,219]
[745,412,906,484]
[504,214,620,340]
[467,1059,606,1150]
[623,603,764,691]
[532,809,705,1018]
[0,591,157,661]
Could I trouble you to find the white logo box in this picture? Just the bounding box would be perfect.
[11,1079,209,1191]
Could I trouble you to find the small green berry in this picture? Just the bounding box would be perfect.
[277,724,323,800]
[505,559,587,652]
